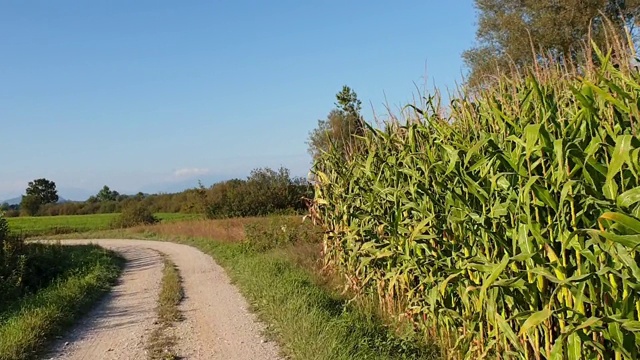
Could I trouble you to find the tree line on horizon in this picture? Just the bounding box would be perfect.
[1,167,311,219]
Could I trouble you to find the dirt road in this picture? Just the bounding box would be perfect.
[45,239,282,360]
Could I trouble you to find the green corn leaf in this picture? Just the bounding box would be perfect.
[605,135,633,199]
[599,212,640,234]
[532,184,558,212]
[614,244,640,282]
[554,138,566,183]
[587,81,630,113]
[587,229,640,249]
[465,137,490,165]
[478,255,509,311]
[524,124,542,157]
[519,307,552,336]
[621,320,640,332]
[618,187,640,208]
[374,249,394,259]
[549,337,565,360]
[527,267,561,284]
[464,174,489,203]
[609,322,624,347]
[573,317,603,332]
[439,271,463,295]
[409,218,432,242]
[493,277,527,289]
[567,332,582,360]
[495,313,524,353]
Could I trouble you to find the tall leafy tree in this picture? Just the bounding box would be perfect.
[25,178,58,205]
[21,178,58,215]
[463,0,640,87]
[308,85,364,160]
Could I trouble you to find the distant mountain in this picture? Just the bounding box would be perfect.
[56,188,93,202]
[1,196,69,206]
[2,196,22,206]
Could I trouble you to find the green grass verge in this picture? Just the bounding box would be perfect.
[0,245,124,360]
[160,237,440,360]
[7,213,199,237]
[147,257,183,360]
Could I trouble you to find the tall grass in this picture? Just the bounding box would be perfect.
[0,245,123,360]
[1,214,104,311]
[311,45,640,359]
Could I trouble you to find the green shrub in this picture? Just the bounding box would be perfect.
[206,168,312,219]
[19,195,40,217]
[0,213,8,244]
[0,216,105,314]
[0,213,25,310]
[112,203,158,228]
[1,213,21,304]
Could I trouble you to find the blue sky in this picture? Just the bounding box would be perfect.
[0,1,477,200]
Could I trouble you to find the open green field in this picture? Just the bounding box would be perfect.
[7,213,200,237]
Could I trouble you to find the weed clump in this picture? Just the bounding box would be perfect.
[243,216,321,252]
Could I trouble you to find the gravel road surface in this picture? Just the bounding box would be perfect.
[45,239,282,360]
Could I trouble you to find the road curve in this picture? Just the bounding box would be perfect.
[44,239,282,360]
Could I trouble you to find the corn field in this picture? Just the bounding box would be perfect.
[311,49,640,359]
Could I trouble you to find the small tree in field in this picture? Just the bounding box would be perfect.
[96,185,119,202]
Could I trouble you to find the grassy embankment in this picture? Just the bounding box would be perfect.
[0,244,123,360]
[49,216,440,360]
[7,213,199,237]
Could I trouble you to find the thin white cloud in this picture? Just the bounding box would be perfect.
[173,168,211,178]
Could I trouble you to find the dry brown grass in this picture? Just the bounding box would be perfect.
[130,216,307,243]
[130,217,258,242]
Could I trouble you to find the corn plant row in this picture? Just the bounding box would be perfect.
[312,51,640,359]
